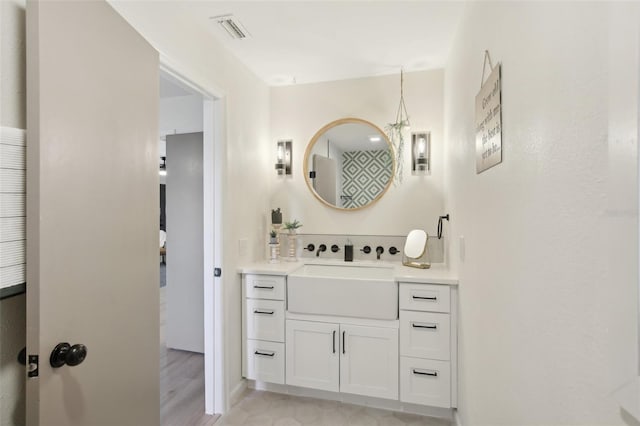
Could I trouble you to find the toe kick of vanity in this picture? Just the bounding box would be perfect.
[240,265,458,415]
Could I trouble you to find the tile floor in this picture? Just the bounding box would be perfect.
[217,390,452,426]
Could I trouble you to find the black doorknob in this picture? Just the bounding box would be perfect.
[50,342,87,368]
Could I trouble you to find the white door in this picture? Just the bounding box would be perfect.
[285,320,339,392]
[340,324,399,400]
[166,132,204,353]
[25,1,160,425]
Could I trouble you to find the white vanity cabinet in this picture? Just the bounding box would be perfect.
[240,266,458,413]
[242,274,286,384]
[286,319,398,400]
[399,283,455,408]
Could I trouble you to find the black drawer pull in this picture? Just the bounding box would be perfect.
[253,285,274,289]
[412,295,437,301]
[412,323,438,330]
[254,350,275,357]
[253,310,275,315]
[342,331,346,354]
[413,369,438,377]
[332,330,336,354]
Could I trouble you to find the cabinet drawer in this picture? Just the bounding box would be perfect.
[245,274,285,300]
[399,283,450,313]
[400,311,450,360]
[246,299,285,342]
[400,357,451,408]
[246,340,285,384]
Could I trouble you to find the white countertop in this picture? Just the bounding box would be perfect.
[238,259,458,285]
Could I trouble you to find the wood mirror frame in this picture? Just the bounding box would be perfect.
[303,117,396,211]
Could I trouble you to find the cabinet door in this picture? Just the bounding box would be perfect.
[286,320,339,392]
[340,324,398,400]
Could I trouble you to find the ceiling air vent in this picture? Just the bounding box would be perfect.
[211,14,251,40]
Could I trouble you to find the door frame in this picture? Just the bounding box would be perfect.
[159,58,226,415]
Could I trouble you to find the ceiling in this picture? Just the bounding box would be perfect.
[174,1,467,86]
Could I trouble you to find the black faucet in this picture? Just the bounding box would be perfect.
[376,246,384,260]
[316,244,327,257]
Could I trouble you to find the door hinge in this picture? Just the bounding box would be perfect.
[28,354,39,378]
[214,268,222,277]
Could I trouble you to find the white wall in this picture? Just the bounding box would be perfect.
[270,70,445,237]
[159,94,203,149]
[0,1,26,425]
[109,1,272,408]
[444,2,639,425]
[159,94,204,185]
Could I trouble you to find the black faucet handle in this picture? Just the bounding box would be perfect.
[331,244,340,253]
[304,244,315,252]
[360,245,371,254]
[389,246,399,255]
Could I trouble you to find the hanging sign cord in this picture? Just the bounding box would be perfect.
[480,50,495,88]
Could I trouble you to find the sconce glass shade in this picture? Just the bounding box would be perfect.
[275,140,292,175]
[411,132,430,174]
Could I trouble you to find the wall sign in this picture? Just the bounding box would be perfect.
[475,51,502,173]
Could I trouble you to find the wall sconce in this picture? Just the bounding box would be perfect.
[275,140,292,175]
[411,132,430,174]
[159,156,167,176]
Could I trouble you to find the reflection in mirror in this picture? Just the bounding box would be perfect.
[304,118,395,210]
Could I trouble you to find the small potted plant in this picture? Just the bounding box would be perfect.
[284,219,302,234]
[269,230,278,244]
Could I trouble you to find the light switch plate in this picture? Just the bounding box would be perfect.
[238,238,248,258]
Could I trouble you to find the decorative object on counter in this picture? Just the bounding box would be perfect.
[284,219,302,261]
[284,219,302,233]
[271,208,282,225]
[303,117,395,211]
[386,69,410,185]
[268,230,280,263]
[269,242,280,264]
[411,132,430,174]
[475,50,502,174]
[437,214,450,239]
[402,229,430,269]
[275,140,292,175]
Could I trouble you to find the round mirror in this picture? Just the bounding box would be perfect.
[303,118,395,210]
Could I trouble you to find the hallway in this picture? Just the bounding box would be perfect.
[160,287,218,426]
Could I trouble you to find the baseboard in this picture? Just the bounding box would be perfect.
[454,409,463,426]
[229,379,248,408]
[247,380,453,420]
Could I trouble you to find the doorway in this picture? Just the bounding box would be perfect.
[158,66,223,421]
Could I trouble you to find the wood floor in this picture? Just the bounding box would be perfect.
[160,286,219,426]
